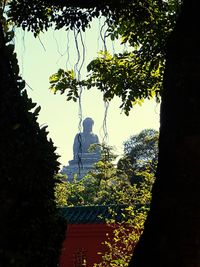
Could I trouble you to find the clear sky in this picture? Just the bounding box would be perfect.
[14,19,160,167]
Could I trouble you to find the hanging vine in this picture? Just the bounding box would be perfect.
[45,0,180,115]
[8,0,181,114]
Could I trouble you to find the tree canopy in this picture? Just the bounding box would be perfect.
[9,0,180,114]
[123,129,158,170]
[55,137,156,207]
[118,129,158,184]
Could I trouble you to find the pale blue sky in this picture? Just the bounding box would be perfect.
[14,19,160,167]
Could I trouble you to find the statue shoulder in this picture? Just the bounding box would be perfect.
[93,134,99,142]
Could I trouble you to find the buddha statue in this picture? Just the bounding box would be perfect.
[62,117,101,181]
[72,117,100,161]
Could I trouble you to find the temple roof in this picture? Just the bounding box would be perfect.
[60,205,128,224]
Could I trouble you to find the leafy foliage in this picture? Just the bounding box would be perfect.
[94,208,147,267]
[54,139,156,266]
[8,0,181,35]
[55,141,155,207]
[9,0,181,114]
[93,170,155,267]
[118,129,158,185]
[56,144,136,206]
[8,0,116,35]
[0,12,65,267]
[83,1,179,114]
[49,69,79,101]
[85,51,160,114]
[54,174,68,207]
[91,131,157,267]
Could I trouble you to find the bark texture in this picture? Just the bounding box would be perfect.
[129,1,200,266]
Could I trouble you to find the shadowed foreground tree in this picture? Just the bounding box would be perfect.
[0,8,65,267]
[129,1,200,266]
[8,0,200,266]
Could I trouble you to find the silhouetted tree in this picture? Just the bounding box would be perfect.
[130,1,200,266]
[0,11,65,267]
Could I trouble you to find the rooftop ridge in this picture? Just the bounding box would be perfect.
[59,204,129,224]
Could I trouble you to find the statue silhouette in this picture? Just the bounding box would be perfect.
[73,117,100,160]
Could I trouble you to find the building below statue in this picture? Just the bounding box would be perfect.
[62,118,100,182]
[62,152,100,181]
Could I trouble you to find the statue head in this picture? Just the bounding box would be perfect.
[83,117,94,134]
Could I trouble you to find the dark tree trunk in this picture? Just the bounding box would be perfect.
[129,1,200,266]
